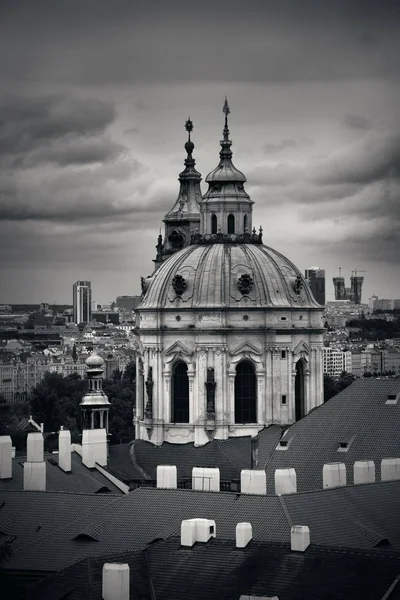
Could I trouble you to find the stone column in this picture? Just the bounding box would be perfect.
[271,348,281,422]
[257,370,265,424]
[265,348,273,423]
[228,368,236,426]
[304,366,310,414]
[163,368,171,423]
[187,363,195,424]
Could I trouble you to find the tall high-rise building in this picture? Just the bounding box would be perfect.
[305,267,325,306]
[73,281,92,324]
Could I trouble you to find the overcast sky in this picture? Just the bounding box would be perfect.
[1,0,399,304]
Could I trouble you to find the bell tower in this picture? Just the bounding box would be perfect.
[154,119,202,270]
[199,98,254,238]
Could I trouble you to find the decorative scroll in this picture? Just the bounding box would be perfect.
[293,275,304,295]
[205,367,216,418]
[144,367,154,419]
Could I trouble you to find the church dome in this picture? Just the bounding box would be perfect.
[139,242,320,310]
[85,352,105,368]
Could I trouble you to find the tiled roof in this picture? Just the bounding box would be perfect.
[0,490,119,552]
[7,481,400,573]
[28,537,400,600]
[263,379,400,492]
[0,453,124,495]
[129,434,256,481]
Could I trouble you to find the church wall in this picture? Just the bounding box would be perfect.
[135,306,324,445]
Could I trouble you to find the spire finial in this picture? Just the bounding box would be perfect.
[223,97,230,139]
[184,117,194,156]
[185,117,193,141]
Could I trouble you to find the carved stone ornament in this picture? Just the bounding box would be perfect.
[237,273,254,295]
[172,274,187,296]
[144,367,154,420]
[211,184,221,194]
[293,275,304,295]
[205,367,216,417]
[168,230,185,250]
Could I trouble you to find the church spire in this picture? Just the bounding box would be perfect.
[200,99,253,237]
[154,118,202,269]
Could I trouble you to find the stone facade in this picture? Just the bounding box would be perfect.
[134,102,325,446]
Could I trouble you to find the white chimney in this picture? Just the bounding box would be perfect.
[27,432,44,462]
[82,429,107,468]
[291,525,310,552]
[192,467,220,491]
[24,432,46,491]
[58,428,72,472]
[24,462,46,491]
[353,460,375,484]
[156,465,177,489]
[381,458,400,481]
[0,435,12,480]
[274,468,297,495]
[236,522,252,548]
[102,563,130,600]
[240,470,267,495]
[322,463,346,489]
[181,518,216,547]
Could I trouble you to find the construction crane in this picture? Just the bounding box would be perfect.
[351,269,367,277]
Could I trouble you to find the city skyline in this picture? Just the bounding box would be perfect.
[0,0,399,303]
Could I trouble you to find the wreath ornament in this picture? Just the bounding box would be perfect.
[237,273,254,295]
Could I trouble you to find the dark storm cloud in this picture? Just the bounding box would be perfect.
[0,95,116,154]
[315,133,400,185]
[343,114,371,131]
[0,1,399,84]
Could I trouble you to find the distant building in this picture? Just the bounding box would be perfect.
[323,347,352,377]
[92,311,120,325]
[116,295,142,311]
[73,281,92,324]
[369,296,400,312]
[305,267,325,306]
[333,272,365,304]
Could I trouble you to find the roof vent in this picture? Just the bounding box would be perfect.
[73,533,99,542]
[181,518,216,547]
[337,434,356,453]
[386,392,400,405]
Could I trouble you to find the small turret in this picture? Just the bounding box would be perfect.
[80,351,110,431]
[200,98,254,237]
[158,118,202,266]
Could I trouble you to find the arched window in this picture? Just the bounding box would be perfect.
[235,361,257,423]
[172,361,189,423]
[243,214,248,232]
[295,359,305,421]
[211,214,218,234]
[227,214,235,234]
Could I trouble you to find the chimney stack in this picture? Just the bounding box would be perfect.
[58,428,72,472]
[181,518,216,547]
[291,525,310,552]
[274,468,297,495]
[322,463,346,489]
[157,465,177,489]
[82,429,107,468]
[192,467,220,491]
[381,458,400,481]
[236,523,252,548]
[240,470,267,495]
[0,436,12,480]
[353,460,375,484]
[102,563,130,600]
[24,432,46,491]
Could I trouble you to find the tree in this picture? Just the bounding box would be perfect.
[122,361,136,385]
[324,372,356,402]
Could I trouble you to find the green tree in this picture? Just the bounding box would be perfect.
[122,361,136,385]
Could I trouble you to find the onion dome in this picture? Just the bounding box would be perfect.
[85,351,105,368]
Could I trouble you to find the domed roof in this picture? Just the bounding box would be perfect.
[139,243,321,310]
[85,352,105,368]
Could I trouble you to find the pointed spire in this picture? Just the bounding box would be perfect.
[222,97,230,141]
